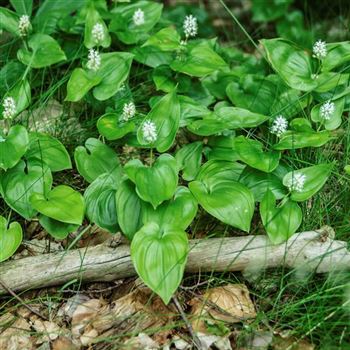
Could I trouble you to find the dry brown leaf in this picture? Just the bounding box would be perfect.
[124,332,159,349]
[52,336,80,350]
[272,335,315,350]
[0,317,33,350]
[189,284,256,333]
[31,317,61,342]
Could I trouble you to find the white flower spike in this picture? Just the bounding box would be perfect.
[313,40,327,59]
[320,100,335,120]
[2,97,16,119]
[121,102,136,122]
[18,15,30,36]
[271,115,288,137]
[142,120,157,143]
[133,8,145,26]
[287,173,306,192]
[86,49,101,71]
[183,15,198,38]
[92,23,105,43]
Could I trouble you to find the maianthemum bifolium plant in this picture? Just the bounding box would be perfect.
[0,0,349,304]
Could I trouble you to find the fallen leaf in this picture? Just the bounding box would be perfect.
[0,317,33,350]
[52,336,79,350]
[31,317,61,342]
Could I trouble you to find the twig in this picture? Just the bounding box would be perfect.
[0,278,48,321]
[172,295,202,350]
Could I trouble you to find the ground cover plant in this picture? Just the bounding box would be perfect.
[0,0,349,349]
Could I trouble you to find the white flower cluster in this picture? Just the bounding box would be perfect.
[183,15,198,38]
[18,15,30,36]
[313,40,327,59]
[287,173,306,192]
[86,48,101,71]
[121,102,136,122]
[270,115,288,137]
[142,120,157,143]
[92,23,105,43]
[133,8,145,26]
[320,100,335,120]
[2,97,16,119]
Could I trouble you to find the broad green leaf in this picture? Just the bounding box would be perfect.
[74,138,120,183]
[131,222,188,304]
[170,41,227,77]
[175,142,202,181]
[189,179,254,232]
[137,90,180,152]
[322,42,350,72]
[132,45,173,68]
[0,7,19,35]
[202,70,238,100]
[179,95,211,127]
[205,135,240,162]
[84,172,121,232]
[1,159,52,219]
[17,33,67,68]
[10,0,32,15]
[30,185,85,225]
[2,79,31,116]
[260,191,302,244]
[283,164,333,202]
[345,165,350,175]
[143,26,181,51]
[187,117,229,136]
[116,179,144,240]
[93,52,134,101]
[311,97,345,130]
[26,132,71,172]
[0,125,29,170]
[124,154,178,209]
[314,73,349,93]
[0,217,22,262]
[97,113,135,140]
[39,215,78,240]
[142,187,198,230]
[235,136,280,173]
[252,0,293,22]
[261,38,317,91]
[197,160,245,183]
[0,61,26,96]
[109,1,163,44]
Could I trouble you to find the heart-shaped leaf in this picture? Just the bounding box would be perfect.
[311,97,345,130]
[0,125,29,170]
[30,185,85,225]
[143,26,181,51]
[175,142,203,181]
[97,113,135,140]
[39,215,78,240]
[0,7,19,35]
[0,216,22,262]
[124,154,178,209]
[74,138,120,183]
[131,222,188,304]
[1,159,52,219]
[260,190,302,244]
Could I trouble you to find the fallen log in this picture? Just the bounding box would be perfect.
[0,227,349,295]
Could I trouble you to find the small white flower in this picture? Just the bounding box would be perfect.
[92,23,105,43]
[86,48,101,71]
[18,15,30,36]
[287,173,306,192]
[271,115,288,137]
[142,120,157,143]
[183,15,198,38]
[320,100,335,120]
[121,102,136,122]
[313,40,327,59]
[133,8,145,26]
[2,97,16,119]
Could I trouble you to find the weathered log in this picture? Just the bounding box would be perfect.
[0,227,349,295]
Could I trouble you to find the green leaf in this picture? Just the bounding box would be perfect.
[142,187,197,230]
[2,79,31,116]
[116,179,145,240]
[175,142,202,181]
[124,154,178,209]
[17,33,67,68]
[109,1,163,44]
[345,165,350,175]
[311,97,345,130]
[0,217,22,262]
[92,52,134,101]
[235,136,280,173]
[10,0,32,15]
[261,38,317,91]
[30,185,85,225]
[260,191,302,244]
[252,0,292,22]
[74,138,120,183]
[26,132,71,172]
[97,113,135,140]
[65,68,102,102]
[0,125,29,170]
[132,45,173,68]
[0,7,19,35]
[143,26,180,51]
[170,41,227,77]
[283,164,333,202]
[1,159,52,219]
[197,160,245,183]
[84,172,121,232]
[131,222,188,304]
[137,91,180,152]
[322,41,350,72]
[39,215,78,240]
